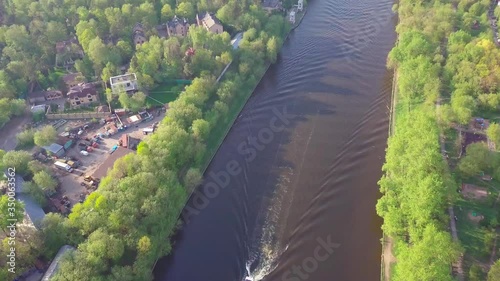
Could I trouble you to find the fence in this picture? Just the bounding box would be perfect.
[46,112,111,120]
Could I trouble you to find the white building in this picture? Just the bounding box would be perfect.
[289,11,296,24]
[30,104,47,113]
[110,73,139,95]
[298,0,303,11]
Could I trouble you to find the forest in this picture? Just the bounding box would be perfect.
[0,0,289,280]
[380,0,500,280]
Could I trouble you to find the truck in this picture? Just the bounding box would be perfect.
[54,161,73,172]
[59,159,78,168]
[143,127,154,135]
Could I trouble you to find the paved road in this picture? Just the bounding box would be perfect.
[437,95,465,281]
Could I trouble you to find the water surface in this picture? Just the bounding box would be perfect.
[154,0,396,280]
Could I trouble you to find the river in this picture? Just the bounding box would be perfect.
[153,0,396,280]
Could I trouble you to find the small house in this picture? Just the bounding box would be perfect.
[28,90,63,104]
[67,83,99,108]
[62,73,85,90]
[96,105,110,113]
[114,108,127,116]
[196,12,223,34]
[297,0,303,11]
[30,104,47,113]
[262,0,282,12]
[289,11,296,23]
[110,73,139,95]
[43,143,65,157]
[133,23,147,46]
[166,16,191,37]
[56,136,73,151]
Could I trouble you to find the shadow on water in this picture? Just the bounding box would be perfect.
[154,0,396,280]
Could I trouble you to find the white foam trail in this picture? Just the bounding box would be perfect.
[244,168,294,281]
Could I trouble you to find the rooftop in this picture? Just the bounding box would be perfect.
[41,245,76,281]
[110,73,137,85]
[262,0,281,8]
[67,83,97,99]
[43,143,64,154]
[17,194,46,229]
[27,90,62,100]
[3,172,26,194]
[62,73,83,85]
[167,15,190,28]
[198,12,221,28]
[92,147,134,179]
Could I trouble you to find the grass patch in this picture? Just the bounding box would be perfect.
[147,83,184,106]
[455,179,500,261]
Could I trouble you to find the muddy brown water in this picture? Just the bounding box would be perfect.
[153,0,396,280]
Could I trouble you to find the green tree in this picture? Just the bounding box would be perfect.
[176,2,195,19]
[116,40,133,62]
[0,195,24,235]
[2,150,31,175]
[41,213,71,257]
[487,123,500,149]
[469,263,484,281]
[161,4,174,22]
[34,125,57,147]
[266,36,279,63]
[489,259,500,281]
[87,37,109,75]
[137,236,151,255]
[191,119,210,141]
[458,143,492,178]
[33,170,57,193]
[393,225,459,281]
[16,129,35,148]
[24,181,47,207]
[183,168,202,191]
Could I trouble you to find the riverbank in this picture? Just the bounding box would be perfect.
[291,8,307,30]
[376,1,461,280]
[152,11,303,272]
[380,68,398,281]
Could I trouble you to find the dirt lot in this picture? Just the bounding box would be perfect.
[54,111,164,206]
[467,211,484,223]
[462,183,488,201]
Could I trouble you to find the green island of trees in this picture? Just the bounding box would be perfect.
[381,0,500,280]
[0,0,291,280]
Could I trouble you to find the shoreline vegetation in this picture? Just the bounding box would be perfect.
[0,0,311,280]
[380,0,500,280]
[377,0,460,280]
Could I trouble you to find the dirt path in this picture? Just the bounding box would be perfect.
[0,114,31,151]
[490,234,498,267]
[448,206,465,281]
[382,236,396,281]
[438,91,465,280]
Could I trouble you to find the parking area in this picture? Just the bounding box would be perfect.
[48,108,164,208]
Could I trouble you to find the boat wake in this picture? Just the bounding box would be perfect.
[243,168,294,281]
